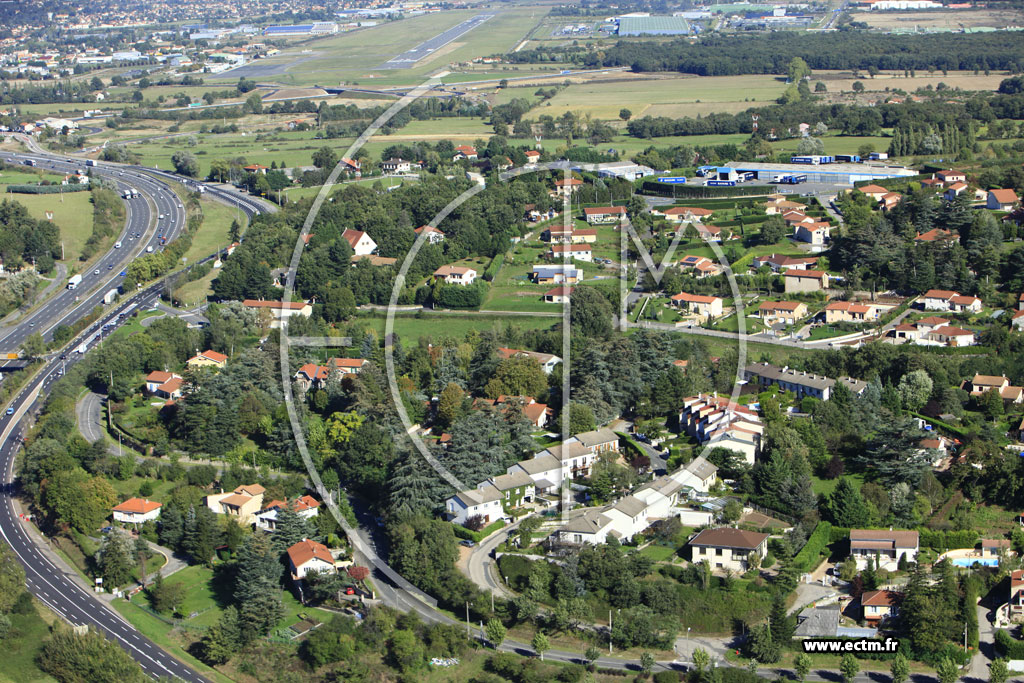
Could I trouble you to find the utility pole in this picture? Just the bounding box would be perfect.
[609,609,612,654]
[465,602,470,636]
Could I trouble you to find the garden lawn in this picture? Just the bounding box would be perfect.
[355,312,558,342]
[639,544,677,562]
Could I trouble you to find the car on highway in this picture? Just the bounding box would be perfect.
[146,246,154,253]
[94,269,100,275]
[5,407,13,415]
[158,214,164,220]
[108,263,113,269]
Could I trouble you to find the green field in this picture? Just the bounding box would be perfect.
[2,600,57,683]
[1,189,95,264]
[355,311,559,341]
[174,268,217,308]
[184,198,246,263]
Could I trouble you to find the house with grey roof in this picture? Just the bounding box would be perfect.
[507,454,562,495]
[444,485,503,526]
[743,362,867,401]
[574,428,620,454]
[485,471,535,510]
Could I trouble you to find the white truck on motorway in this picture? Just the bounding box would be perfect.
[67,273,82,290]
[104,288,118,304]
[86,159,97,167]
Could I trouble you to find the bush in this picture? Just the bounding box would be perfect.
[6,184,90,194]
[995,629,1024,659]
[792,521,832,572]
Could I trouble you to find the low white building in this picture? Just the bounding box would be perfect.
[445,486,503,526]
[286,539,336,580]
[112,498,162,525]
[342,229,377,256]
[849,529,919,570]
[688,527,769,572]
[255,495,321,532]
[434,265,478,285]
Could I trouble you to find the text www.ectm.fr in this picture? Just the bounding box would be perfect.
[802,638,899,653]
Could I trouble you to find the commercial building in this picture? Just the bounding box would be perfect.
[725,161,917,186]
[263,22,339,36]
[617,15,691,35]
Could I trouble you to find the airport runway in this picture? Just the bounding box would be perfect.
[377,13,494,69]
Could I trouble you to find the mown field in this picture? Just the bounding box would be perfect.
[0,187,94,263]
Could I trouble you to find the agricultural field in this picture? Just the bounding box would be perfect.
[813,69,1012,94]
[850,8,1024,30]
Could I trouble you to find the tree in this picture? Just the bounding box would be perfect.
[568,402,596,434]
[40,628,147,683]
[897,369,933,413]
[585,645,601,667]
[937,658,959,683]
[484,618,506,648]
[890,652,909,683]
[171,150,199,177]
[814,82,827,93]
[852,81,865,93]
[794,653,812,682]
[619,108,632,121]
[484,356,547,399]
[0,545,25,613]
[823,477,872,527]
[990,658,1009,683]
[532,632,550,660]
[245,92,263,114]
[22,332,45,359]
[150,573,186,615]
[768,592,795,645]
[788,57,811,82]
[641,651,656,677]
[693,647,711,674]
[233,534,284,643]
[570,285,613,339]
[312,146,338,170]
[839,653,859,683]
[387,629,425,674]
[796,137,825,156]
[759,215,787,245]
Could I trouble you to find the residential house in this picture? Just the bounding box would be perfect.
[187,349,228,369]
[944,182,968,201]
[574,428,619,454]
[914,228,959,244]
[688,527,769,572]
[294,358,370,391]
[672,455,719,492]
[988,189,1019,211]
[553,178,583,196]
[340,158,361,176]
[763,198,807,215]
[783,269,829,293]
[757,301,808,325]
[679,255,722,279]
[524,150,541,165]
[794,222,830,246]
[879,192,903,211]
[857,184,890,201]
[544,226,573,243]
[743,362,867,401]
[927,325,976,347]
[414,225,445,244]
[549,244,593,262]
[112,498,162,525]
[861,590,900,624]
[823,301,880,324]
[670,292,723,320]
[286,539,336,580]
[542,441,599,479]
[915,316,950,332]
[583,206,626,224]
[782,211,815,228]
[532,264,581,285]
[154,376,183,400]
[381,158,418,174]
[660,206,714,224]
[243,164,268,175]
[496,347,562,374]
[243,300,313,328]
[961,374,1024,404]
[433,265,478,285]
[752,254,818,273]
[1013,309,1024,331]
[145,371,179,394]
[936,170,966,184]
[445,485,503,525]
[1010,569,1024,616]
[484,471,535,510]
[694,224,728,243]
[981,539,1011,559]
[849,529,919,570]
[256,495,321,532]
[506,454,562,495]
[452,145,478,161]
[544,286,573,303]
[892,323,921,342]
[342,229,377,256]
[572,228,598,244]
[556,508,618,545]
[205,484,266,525]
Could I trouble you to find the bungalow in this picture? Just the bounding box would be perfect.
[849,529,919,570]
[243,164,268,175]
[553,178,583,196]
[763,198,807,215]
[583,206,626,224]
[496,347,562,374]
[879,192,902,211]
[926,325,976,347]
[782,211,815,227]
[524,150,541,165]
[823,301,879,324]
[961,374,1024,404]
[1011,570,1024,616]
[433,265,478,285]
[155,376,183,400]
[660,206,714,224]
[572,228,598,244]
[794,222,830,246]
[532,264,581,285]
[187,349,228,369]
[915,316,950,332]
[988,189,1019,211]
[694,224,728,243]
[112,497,162,525]
[205,484,265,525]
[861,590,900,624]
[936,170,966,184]
[545,226,573,244]
[549,244,593,262]
[342,229,377,256]
[256,495,321,532]
[453,145,478,161]
[914,228,959,244]
[752,254,818,273]
[857,184,890,201]
[757,300,808,325]
[670,292,724,319]
[688,527,769,572]
[944,182,968,201]
[544,286,573,303]
[950,294,982,312]
[445,485,503,525]
[145,371,179,394]
[414,225,445,244]
[892,323,920,342]
[340,158,361,176]
[783,269,829,294]
[243,300,313,328]
[1013,309,1024,331]
[981,539,1011,559]
[286,539,336,580]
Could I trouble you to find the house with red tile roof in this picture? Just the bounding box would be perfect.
[1011,570,1024,616]
[670,292,723,319]
[861,590,900,624]
[988,188,1019,211]
[112,498,162,525]
[287,539,336,580]
[583,206,626,224]
[145,371,178,394]
[243,299,313,328]
[341,228,377,256]
[433,265,478,285]
[452,145,477,161]
[914,228,958,244]
[544,286,573,304]
[936,170,966,184]
[256,495,321,532]
[783,269,829,293]
[187,349,228,369]
[414,225,445,244]
[205,484,265,525]
[757,300,808,324]
[823,301,879,324]
[659,206,714,223]
[857,184,890,201]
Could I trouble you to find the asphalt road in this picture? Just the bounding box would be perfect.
[377,13,495,69]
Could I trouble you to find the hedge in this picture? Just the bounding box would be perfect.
[918,528,978,550]
[451,518,506,543]
[907,411,968,437]
[792,520,832,572]
[995,629,1024,659]
[6,184,90,194]
[641,181,769,198]
[483,253,504,282]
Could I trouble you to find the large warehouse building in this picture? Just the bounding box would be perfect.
[263,22,339,36]
[725,161,917,185]
[617,15,691,35]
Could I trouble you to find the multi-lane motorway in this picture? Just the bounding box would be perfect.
[0,144,270,680]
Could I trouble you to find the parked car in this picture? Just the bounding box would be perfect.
[459,539,475,548]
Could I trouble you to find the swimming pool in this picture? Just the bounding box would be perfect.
[951,557,999,567]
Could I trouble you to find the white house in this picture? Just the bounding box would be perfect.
[255,495,321,532]
[549,244,593,262]
[507,453,562,495]
[434,265,478,285]
[496,347,562,374]
[414,225,445,244]
[112,498,162,525]
[794,222,830,246]
[583,206,626,224]
[988,189,1019,211]
[286,539,336,580]
[688,527,769,572]
[445,486,503,525]
[243,300,313,329]
[342,229,377,256]
[145,371,179,394]
[849,529,919,570]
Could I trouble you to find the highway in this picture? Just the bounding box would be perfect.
[0,145,270,680]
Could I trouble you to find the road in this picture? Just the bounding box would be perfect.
[0,144,270,679]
